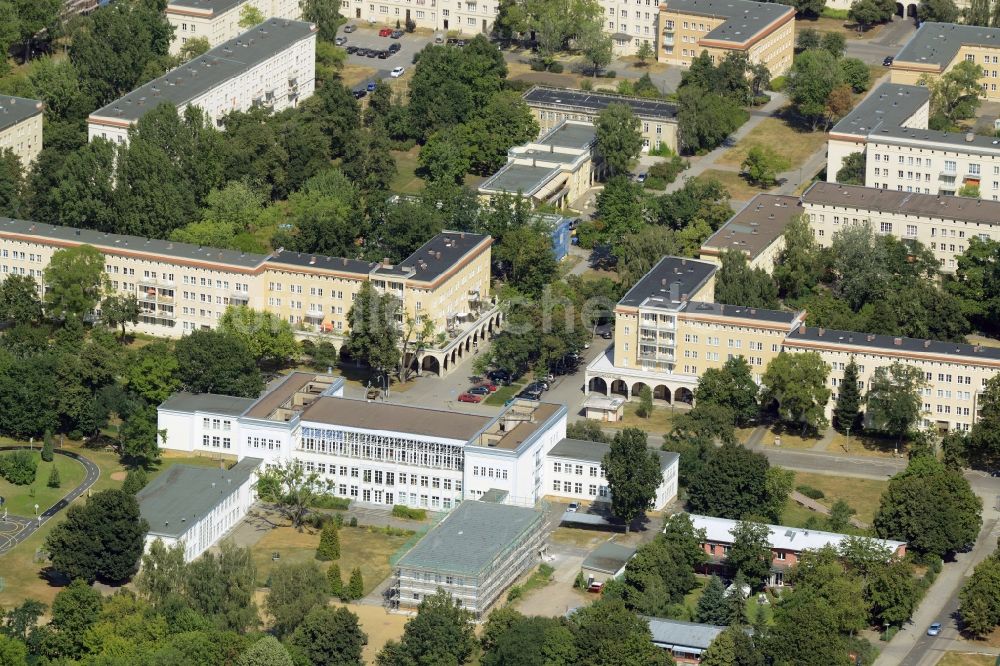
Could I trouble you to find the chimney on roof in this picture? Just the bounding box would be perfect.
[894,337,902,345]
[818,327,825,336]
[867,334,875,341]
[924,340,931,348]
[669,281,680,301]
[799,324,806,333]
[382,257,392,268]
[966,132,975,142]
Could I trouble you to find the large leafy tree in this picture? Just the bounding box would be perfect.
[677,85,747,153]
[725,520,773,588]
[765,587,851,666]
[0,274,42,325]
[174,329,264,397]
[288,605,366,666]
[465,92,539,175]
[481,615,577,666]
[595,103,643,176]
[874,454,982,558]
[100,294,140,340]
[184,541,260,632]
[601,428,663,531]
[346,282,402,379]
[254,459,334,529]
[761,352,831,434]
[377,590,477,665]
[773,215,822,300]
[301,0,344,42]
[687,442,772,520]
[265,561,330,638]
[568,598,671,666]
[695,356,759,426]
[959,551,1000,638]
[715,250,779,309]
[0,148,24,218]
[701,625,763,666]
[865,362,926,449]
[969,374,1000,470]
[219,306,297,367]
[787,49,842,129]
[43,245,108,322]
[491,222,558,297]
[45,489,149,584]
[922,60,984,128]
[596,176,645,240]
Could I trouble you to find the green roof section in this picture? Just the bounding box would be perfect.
[137,457,262,538]
[396,500,543,577]
[159,391,257,416]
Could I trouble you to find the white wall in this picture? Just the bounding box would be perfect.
[546,453,678,510]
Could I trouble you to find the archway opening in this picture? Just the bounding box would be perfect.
[674,387,694,404]
[422,355,441,376]
[631,382,650,400]
[588,377,608,395]
[610,380,628,398]
[653,385,672,404]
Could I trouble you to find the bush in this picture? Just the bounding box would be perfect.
[47,466,60,488]
[769,75,787,92]
[315,521,340,561]
[574,571,588,589]
[880,626,899,642]
[647,143,675,157]
[122,468,148,495]
[405,16,416,32]
[548,62,564,73]
[310,495,351,510]
[581,78,593,91]
[751,93,771,106]
[0,450,37,486]
[507,585,524,602]
[643,176,667,190]
[796,484,825,500]
[349,516,358,527]
[391,505,427,520]
[530,59,547,72]
[648,154,688,186]
[602,70,616,78]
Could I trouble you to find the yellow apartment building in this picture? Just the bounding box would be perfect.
[0,219,496,376]
[165,0,303,55]
[657,0,796,76]
[891,22,1000,102]
[0,96,43,166]
[699,194,801,274]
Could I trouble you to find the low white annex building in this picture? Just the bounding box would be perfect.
[88,18,316,145]
[166,0,303,54]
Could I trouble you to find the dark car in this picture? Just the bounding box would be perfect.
[488,369,512,384]
[467,386,490,396]
[343,24,357,33]
[352,89,367,99]
[355,47,369,57]
[366,48,379,58]
[388,42,401,54]
[345,45,359,54]
[601,330,613,340]
[335,36,347,46]
[446,38,459,45]
[391,29,404,38]
[525,381,548,394]
[456,39,466,46]
[377,50,389,59]
[516,389,543,401]
[366,81,377,92]
[883,55,894,66]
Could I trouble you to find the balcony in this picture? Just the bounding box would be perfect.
[662,31,674,46]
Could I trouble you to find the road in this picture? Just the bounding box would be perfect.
[0,446,100,555]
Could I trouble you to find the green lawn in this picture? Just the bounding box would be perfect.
[485,381,525,406]
[0,451,86,517]
[390,147,425,194]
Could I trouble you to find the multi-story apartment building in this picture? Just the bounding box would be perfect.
[0,96,43,166]
[800,181,1000,273]
[340,0,497,34]
[699,194,801,273]
[166,0,303,54]
[657,0,796,75]
[522,86,679,154]
[0,218,497,376]
[690,514,906,587]
[88,18,316,145]
[890,22,1000,103]
[479,120,604,209]
[586,256,806,403]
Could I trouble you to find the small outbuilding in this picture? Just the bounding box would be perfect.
[581,541,636,589]
[582,394,625,422]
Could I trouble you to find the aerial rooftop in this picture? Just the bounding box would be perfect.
[166,0,245,13]
[664,0,794,45]
[0,96,42,132]
[522,86,677,120]
[548,437,679,470]
[470,401,565,452]
[785,324,1000,363]
[617,256,717,310]
[690,514,906,553]
[242,372,342,421]
[534,120,597,151]
[395,500,543,577]
[479,163,563,197]
[582,542,637,574]
[682,301,803,325]
[804,181,1000,226]
[701,194,802,261]
[89,18,316,124]
[645,618,728,652]
[159,392,256,416]
[829,82,927,138]
[301,396,492,441]
[894,21,1000,69]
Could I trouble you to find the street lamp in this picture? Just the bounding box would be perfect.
[845,424,851,453]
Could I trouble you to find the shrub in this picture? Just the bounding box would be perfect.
[648,154,688,186]
[391,505,427,520]
[530,59,547,72]
[0,450,37,486]
[47,466,61,488]
[328,564,343,597]
[315,521,340,561]
[647,143,676,157]
[574,571,588,589]
[345,567,364,601]
[880,626,899,642]
[507,585,524,602]
[751,93,771,106]
[42,431,54,463]
[349,516,358,527]
[643,176,667,190]
[548,62,564,73]
[581,78,593,91]
[796,484,825,500]
[122,468,148,495]
[405,16,416,32]
[602,70,616,78]
[769,75,787,92]
[310,494,351,510]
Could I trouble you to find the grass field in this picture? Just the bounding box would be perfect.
[484,381,525,406]
[252,523,412,598]
[602,403,676,435]
[699,169,772,202]
[390,147,425,194]
[936,653,997,666]
[716,114,829,172]
[795,16,885,40]
[340,63,378,88]
[765,425,822,450]
[0,451,86,517]
[792,471,887,524]
[826,431,906,458]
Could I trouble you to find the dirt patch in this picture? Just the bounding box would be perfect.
[110,471,127,481]
[339,602,410,662]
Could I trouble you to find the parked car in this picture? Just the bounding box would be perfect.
[366,49,379,58]
[601,330,613,339]
[343,24,357,33]
[345,45,359,54]
[467,386,490,396]
[378,27,393,36]
[456,39,466,46]
[567,502,579,512]
[335,36,347,46]
[352,89,367,99]
[434,32,444,43]
[446,38,460,45]
[390,66,405,77]
[488,369,511,384]
[458,392,483,403]
[516,389,542,400]
[388,42,401,54]
[636,173,647,183]
[377,50,389,59]
[366,81,377,92]
[926,623,941,636]
[356,48,369,57]
[476,381,498,392]
[525,381,548,394]
[883,55,894,67]
[391,29,404,38]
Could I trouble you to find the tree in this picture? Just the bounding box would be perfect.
[765,589,851,666]
[175,329,263,398]
[347,567,364,601]
[798,28,820,50]
[566,419,612,443]
[463,92,540,175]
[773,215,821,300]
[328,563,344,597]
[969,374,1000,470]
[636,385,653,418]
[839,57,871,93]
[695,357,759,427]
[637,40,654,65]
[481,615,577,666]
[419,130,472,185]
[0,634,27,666]
[0,274,41,326]
[602,428,663,531]
[100,294,140,340]
[43,578,103,659]
[849,0,884,33]
[41,430,54,462]
[874,455,982,558]
[184,541,260,632]
[923,60,984,127]
[135,539,185,607]
[301,0,344,42]
[833,357,862,434]
[788,49,842,128]
[255,459,334,529]
[47,465,60,488]
[346,282,401,379]
[865,362,926,449]
[238,636,294,666]
[696,575,730,624]
[316,521,341,561]
[821,32,847,58]
[725,521,772,587]
[919,0,959,22]
[288,605,366,666]
[219,306,297,366]
[378,590,477,665]
[179,36,211,61]
[866,557,918,628]
[687,442,773,520]
[596,176,645,239]
[0,149,24,218]
[569,598,670,666]
[836,151,866,185]
[265,561,329,638]
[715,250,779,309]
[959,553,1000,638]
[238,3,264,28]
[677,86,747,153]
[741,145,789,187]
[43,245,107,322]
[579,22,614,76]
[785,547,867,636]
[491,221,559,297]
[596,103,643,176]
[761,352,831,434]
[45,489,148,584]
[701,625,763,666]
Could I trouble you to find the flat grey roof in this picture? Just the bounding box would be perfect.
[480,163,560,196]
[523,86,677,120]
[803,181,1000,226]
[548,438,679,471]
[159,392,256,416]
[90,18,315,124]
[536,121,596,150]
[396,500,543,577]
[0,96,42,132]
[829,82,927,138]
[138,458,262,538]
[683,301,802,325]
[395,231,491,283]
[301,396,491,441]
[895,21,1000,69]
[167,0,243,14]
[665,0,794,44]
[873,124,1000,154]
[0,217,268,268]
[701,194,801,259]
[785,325,1000,362]
[267,252,376,276]
[645,617,726,651]
[618,256,717,310]
[582,542,636,574]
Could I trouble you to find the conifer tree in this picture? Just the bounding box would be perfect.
[347,567,364,601]
[42,430,54,462]
[47,466,61,488]
[833,357,862,434]
[695,575,730,625]
[315,521,340,561]
[327,563,343,597]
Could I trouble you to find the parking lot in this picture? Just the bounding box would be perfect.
[336,24,434,89]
